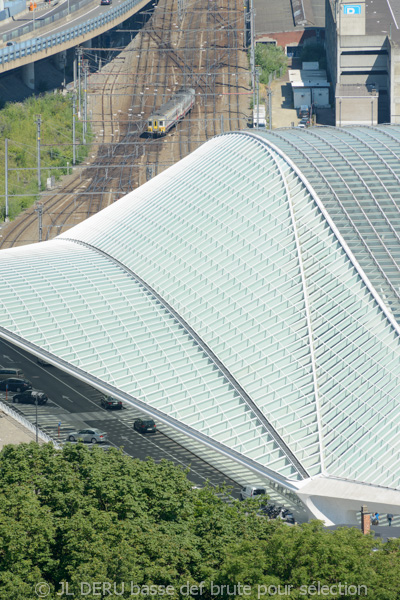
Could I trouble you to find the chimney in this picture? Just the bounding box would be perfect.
[361,505,370,535]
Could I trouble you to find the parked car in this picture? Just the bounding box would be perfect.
[0,368,24,381]
[0,378,32,392]
[67,428,108,443]
[298,104,309,118]
[13,390,48,405]
[239,485,267,500]
[101,396,123,410]
[133,418,157,433]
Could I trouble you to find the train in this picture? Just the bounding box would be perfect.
[147,88,195,136]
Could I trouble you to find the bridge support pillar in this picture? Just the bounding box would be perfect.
[53,50,67,71]
[21,62,35,90]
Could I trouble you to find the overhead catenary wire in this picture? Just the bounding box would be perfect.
[1,0,250,247]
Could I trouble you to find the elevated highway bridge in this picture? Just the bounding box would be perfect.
[0,0,150,88]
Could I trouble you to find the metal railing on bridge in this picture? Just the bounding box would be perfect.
[0,0,142,65]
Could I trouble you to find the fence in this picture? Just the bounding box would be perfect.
[0,398,62,448]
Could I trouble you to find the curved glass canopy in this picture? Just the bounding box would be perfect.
[1,126,400,494]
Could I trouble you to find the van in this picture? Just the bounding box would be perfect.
[0,368,24,382]
[239,485,267,500]
[299,104,309,118]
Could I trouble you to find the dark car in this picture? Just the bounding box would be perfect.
[0,378,32,392]
[134,418,156,434]
[13,390,48,405]
[37,357,52,366]
[101,396,123,410]
[100,0,112,5]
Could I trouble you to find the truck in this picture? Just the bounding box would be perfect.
[252,104,267,129]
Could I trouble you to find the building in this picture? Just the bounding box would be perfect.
[335,83,378,125]
[2,127,400,524]
[289,62,330,108]
[253,0,324,56]
[325,0,399,124]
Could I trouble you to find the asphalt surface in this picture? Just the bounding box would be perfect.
[0,0,127,43]
[0,337,242,496]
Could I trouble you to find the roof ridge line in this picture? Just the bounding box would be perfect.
[59,236,310,479]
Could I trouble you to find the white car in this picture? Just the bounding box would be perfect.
[239,485,267,500]
[67,428,107,444]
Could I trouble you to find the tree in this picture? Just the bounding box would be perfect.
[254,44,288,85]
[0,442,399,599]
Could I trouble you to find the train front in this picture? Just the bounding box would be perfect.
[148,117,165,135]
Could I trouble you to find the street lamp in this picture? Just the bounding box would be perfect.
[35,397,38,443]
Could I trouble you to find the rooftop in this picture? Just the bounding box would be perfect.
[365,0,400,40]
[2,126,400,523]
[254,0,325,36]
[336,83,379,97]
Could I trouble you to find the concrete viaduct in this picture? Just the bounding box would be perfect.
[0,0,150,89]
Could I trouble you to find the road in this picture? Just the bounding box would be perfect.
[0,0,135,47]
[0,337,242,496]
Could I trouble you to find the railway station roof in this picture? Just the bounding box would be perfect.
[2,125,400,521]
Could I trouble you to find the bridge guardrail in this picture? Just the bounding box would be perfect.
[1,0,141,64]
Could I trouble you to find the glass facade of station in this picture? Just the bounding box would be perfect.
[1,126,400,500]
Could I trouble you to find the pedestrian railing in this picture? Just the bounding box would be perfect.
[0,398,62,448]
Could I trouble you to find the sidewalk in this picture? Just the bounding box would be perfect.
[0,411,39,448]
[270,72,298,129]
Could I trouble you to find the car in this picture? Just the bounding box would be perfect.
[133,418,156,433]
[0,368,24,381]
[297,123,306,129]
[0,378,32,392]
[101,396,123,410]
[67,428,108,444]
[37,357,52,366]
[13,390,48,405]
[239,485,267,500]
[100,0,112,5]
[6,41,14,47]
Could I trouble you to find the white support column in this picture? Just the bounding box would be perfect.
[21,62,35,90]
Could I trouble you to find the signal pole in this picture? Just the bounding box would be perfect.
[248,0,256,108]
[4,138,9,222]
[72,93,76,165]
[36,115,41,191]
[77,47,82,118]
[83,59,88,144]
[35,203,43,242]
[255,66,261,128]
[268,72,273,130]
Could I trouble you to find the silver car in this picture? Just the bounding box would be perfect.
[67,428,107,444]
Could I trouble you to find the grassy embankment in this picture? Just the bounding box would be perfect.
[0,93,91,221]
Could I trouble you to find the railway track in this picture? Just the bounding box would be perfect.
[0,0,250,249]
